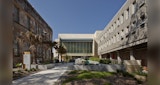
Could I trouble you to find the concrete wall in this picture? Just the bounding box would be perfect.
[68,64,123,72]
[97,0,147,66]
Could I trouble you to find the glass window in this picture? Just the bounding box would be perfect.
[13,6,19,22]
[26,16,30,29]
[35,23,38,34]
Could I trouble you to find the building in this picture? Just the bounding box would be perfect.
[13,0,53,66]
[97,0,147,67]
[58,34,98,61]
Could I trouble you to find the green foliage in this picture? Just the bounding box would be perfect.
[64,71,114,84]
[134,71,147,77]
[57,45,67,55]
[77,71,113,79]
[63,77,78,83]
[16,63,22,68]
[18,70,22,73]
[25,69,28,71]
[117,70,134,77]
[30,68,37,71]
[99,59,111,64]
[89,57,100,62]
[104,82,112,85]
[68,70,79,74]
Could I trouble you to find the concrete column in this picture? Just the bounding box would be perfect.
[99,55,102,59]
[117,51,122,64]
[130,49,136,60]
[92,40,95,56]
[109,53,112,60]
[0,0,13,84]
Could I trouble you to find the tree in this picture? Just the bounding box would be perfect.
[17,31,42,64]
[43,41,58,62]
[56,45,67,62]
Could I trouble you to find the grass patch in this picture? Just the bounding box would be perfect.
[63,77,78,83]
[63,71,114,84]
[77,71,113,79]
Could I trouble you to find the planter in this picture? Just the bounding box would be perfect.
[38,64,55,70]
[68,64,122,72]
[31,64,38,69]
[134,74,147,82]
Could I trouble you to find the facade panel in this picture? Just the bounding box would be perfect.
[97,0,147,66]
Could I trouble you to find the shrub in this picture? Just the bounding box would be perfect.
[104,82,112,85]
[16,63,22,68]
[89,57,100,62]
[18,70,22,73]
[117,70,134,77]
[99,59,111,64]
[69,70,79,74]
[134,71,147,77]
[30,68,37,71]
[25,69,28,71]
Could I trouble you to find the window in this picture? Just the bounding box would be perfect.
[125,26,129,34]
[132,1,136,14]
[26,16,30,29]
[120,14,124,24]
[14,40,20,56]
[140,23,145,28]
[140,14,146,21]
[117,33,120,41]
[34,22,37,33]
[13,6,19,22]
[139,0,145,8]
[114,22,117,29]
[117,18,120,27]
[125,8,129,20]
[121,29,125,37]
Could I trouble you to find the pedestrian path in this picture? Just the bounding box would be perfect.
[12,64,69,85]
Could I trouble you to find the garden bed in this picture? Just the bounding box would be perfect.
[56,70,147,85]
[13,68,40,80]
[31,64,55,70]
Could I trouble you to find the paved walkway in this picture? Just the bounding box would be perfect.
[12,63,71,85]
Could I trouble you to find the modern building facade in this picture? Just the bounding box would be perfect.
[58,34,98,60]
[13,0,53,66]
[97,0,147,66]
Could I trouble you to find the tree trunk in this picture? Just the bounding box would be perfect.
[32,52,36,64]
[50,48,53,63]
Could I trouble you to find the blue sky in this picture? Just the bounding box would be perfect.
[28,0,126,40]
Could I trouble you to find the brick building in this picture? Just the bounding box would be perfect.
[13,0,53,66]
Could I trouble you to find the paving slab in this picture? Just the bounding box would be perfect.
[12,64,69,85]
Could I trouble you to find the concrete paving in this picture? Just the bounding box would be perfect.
[12,63,70,85]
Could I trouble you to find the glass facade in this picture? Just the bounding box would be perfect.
[61,40,93,54]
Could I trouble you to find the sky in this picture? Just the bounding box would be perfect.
[28,0,126,40]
